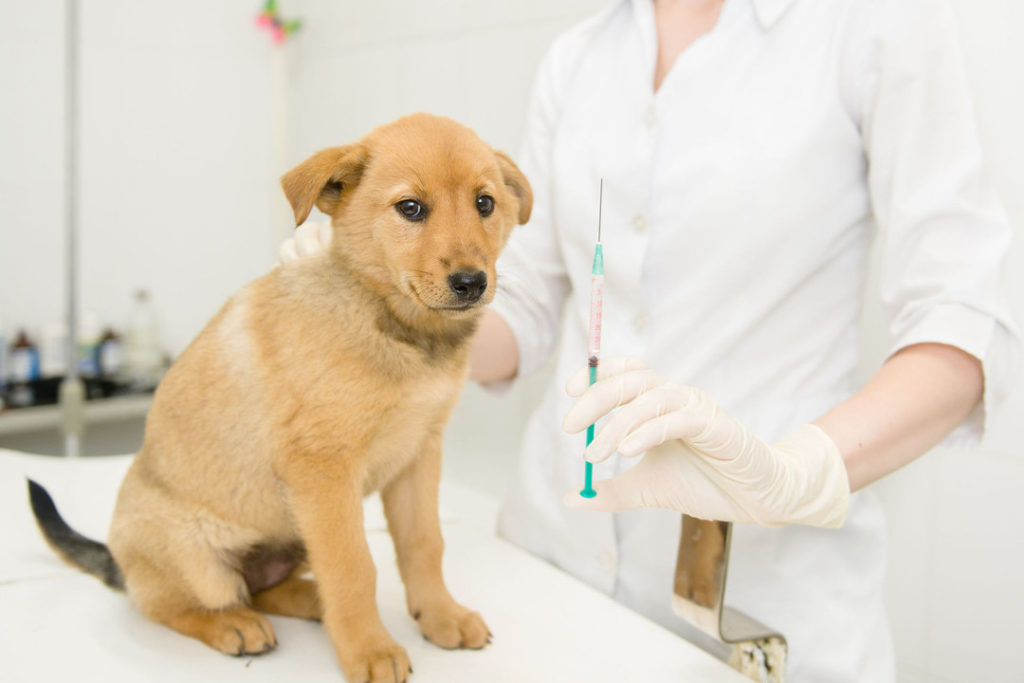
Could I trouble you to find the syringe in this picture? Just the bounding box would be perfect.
[580,179,604,499]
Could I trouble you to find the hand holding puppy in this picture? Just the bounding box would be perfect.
[277,221,332,264]
[561,357,850,528]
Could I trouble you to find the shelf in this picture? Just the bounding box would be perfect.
[0,394,152,436]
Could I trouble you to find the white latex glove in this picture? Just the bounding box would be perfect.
[561,357,850,528]
[277,221,332,265]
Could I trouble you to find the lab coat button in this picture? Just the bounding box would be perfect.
[632,213,648,234]
[598,550,616,574]
[633,314,648,334]
[645,106,657,129]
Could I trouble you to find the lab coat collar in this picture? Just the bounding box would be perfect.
[626,0,798,31]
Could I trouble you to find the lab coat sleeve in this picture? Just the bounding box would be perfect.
[860,0,1022,445]
[486,36,579,384]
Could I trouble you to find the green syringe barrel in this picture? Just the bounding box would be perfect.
[580,359,599,498]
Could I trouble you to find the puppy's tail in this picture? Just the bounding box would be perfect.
[27,479,125,590]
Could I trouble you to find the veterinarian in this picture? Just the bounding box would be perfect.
[280,0,1020,680]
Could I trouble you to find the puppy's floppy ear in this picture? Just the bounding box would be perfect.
[281,145,369,225]
[494,150,533,225]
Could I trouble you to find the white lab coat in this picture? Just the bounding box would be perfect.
[488,0,1021,680]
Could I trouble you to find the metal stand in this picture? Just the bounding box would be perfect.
[672,516,788,683]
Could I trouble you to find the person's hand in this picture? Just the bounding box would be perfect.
[561,357,850,528]
[277,221,332,265]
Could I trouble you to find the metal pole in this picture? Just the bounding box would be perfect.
[60,0,85,458]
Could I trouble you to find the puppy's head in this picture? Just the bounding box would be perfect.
[281,114,532,318]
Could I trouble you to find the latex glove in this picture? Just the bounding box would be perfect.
[277,221,332,265]
[561,357,850,528]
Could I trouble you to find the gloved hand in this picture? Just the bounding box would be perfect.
[561,357,850,528]
[277,221,332,265]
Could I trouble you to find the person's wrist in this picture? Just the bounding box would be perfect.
[770,423,850,528]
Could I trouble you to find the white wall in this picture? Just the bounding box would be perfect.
[1,0,277,356]
[1,1,1022,681]
[286,0,605,164]
[1,1,66,346]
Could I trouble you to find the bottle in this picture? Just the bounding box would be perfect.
[38,321,68,379]
[8,329,40,407]
[98,327,124,379]
[77,312,102,378]
[123,289,163,391]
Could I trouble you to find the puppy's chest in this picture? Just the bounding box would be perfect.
[360,372,462,493]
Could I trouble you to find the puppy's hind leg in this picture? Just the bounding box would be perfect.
[115,536,278,656]
[252,573,322,621]
[157,604,278,656]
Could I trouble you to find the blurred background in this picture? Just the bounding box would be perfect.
[1,1,1021,681]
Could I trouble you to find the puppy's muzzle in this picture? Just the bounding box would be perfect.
[448,271,487,304]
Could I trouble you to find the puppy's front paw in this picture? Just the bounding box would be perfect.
[341,637,411,683]
[415,602,491,650]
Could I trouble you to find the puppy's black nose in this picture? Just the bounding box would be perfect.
[448,271,487,303]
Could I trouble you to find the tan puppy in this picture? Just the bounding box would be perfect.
[28,113,532,683]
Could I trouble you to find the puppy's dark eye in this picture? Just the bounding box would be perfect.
[476,195,495,217]
[396,199,427,222]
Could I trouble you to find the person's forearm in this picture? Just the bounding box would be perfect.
[468,308,520,383]
[814,342,984,492]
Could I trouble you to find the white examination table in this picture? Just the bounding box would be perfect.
[0,449,746,682]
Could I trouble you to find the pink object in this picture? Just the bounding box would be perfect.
[255,6,296,44]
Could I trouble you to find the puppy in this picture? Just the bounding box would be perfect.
[28,113,532,683]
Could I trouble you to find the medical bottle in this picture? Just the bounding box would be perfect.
[77,313,102,378]
[38,321,67,379]
[9,329,40,407]
[98,328,124,379]
[123,289,163,391]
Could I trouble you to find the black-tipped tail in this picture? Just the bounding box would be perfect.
[27,479,124,590]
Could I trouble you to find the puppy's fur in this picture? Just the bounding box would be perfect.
[29,113,531,682]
